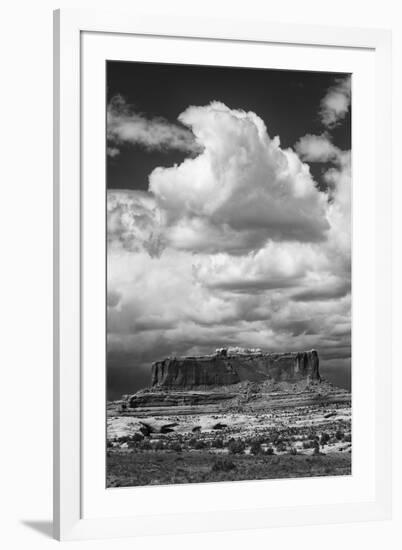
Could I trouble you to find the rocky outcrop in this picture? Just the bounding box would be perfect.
[151,349,320,389]
[128,390,237,409]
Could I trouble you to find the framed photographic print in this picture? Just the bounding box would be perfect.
[53,8,392,541]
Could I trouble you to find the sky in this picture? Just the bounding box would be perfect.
[106,61,352,400]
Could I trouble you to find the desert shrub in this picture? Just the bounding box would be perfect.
[227,438,246,455]
[140,440,152,450]
[250,441,262,455]
[212,437,224,448]
[265,447,275,455]
[275,441,287,453]
[344,433,352,442]
[169,441,182,452]
[188,437,197,447]
[152,440,165,451]
[289,447,298,455]
[335,430,344,441]
[302,440,313,449]
[211,458,236,472]
[320,432,330,446]
[132,432,144,443]
[193,440,207,450]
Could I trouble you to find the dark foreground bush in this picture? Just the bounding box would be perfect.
[275,441,287,453]
[211,458,236,472]
[228,438,246,455]
[193,440,207,450]
[250,441,262,455]
[320,432,330,446]
[169,442,182,452]
[335,430,344,441]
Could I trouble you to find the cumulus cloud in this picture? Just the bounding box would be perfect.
[147,102,330,253]
[320,76,351,128]
[108,102,334,255]
[107,190,164,257]
[192,241,328,294]
[107,95,202,155]
[295,134,340,163]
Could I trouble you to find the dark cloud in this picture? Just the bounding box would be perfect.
[107,290,122,308]
[292,282,350,302]
[208,278,300,294]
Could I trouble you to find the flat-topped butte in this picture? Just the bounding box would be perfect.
[151,348,320,389]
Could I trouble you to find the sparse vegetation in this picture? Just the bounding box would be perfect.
[107,451,352,487]
[193,440,207,450]
[169,441,182,452]
[320,432,330,446]
[107,401,351,487]
[228,438,246,455]
[211,458,236,472]
[335,430,344,440]
[250,441,263,455]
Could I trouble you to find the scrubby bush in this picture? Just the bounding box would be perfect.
[265,447,275,455]
[211,437,224,449]
[193,440,207,450]
[275,441,287,453]
[335,430,344,441]
[250,441,262,455]
[344,433,352,442]
[320,432,330,446]
[169,441,182,452]
[289,447,298,455]
[152,440,165,451]
[227,438,246,455]
[211,458,236,472]
[140,440,152,451]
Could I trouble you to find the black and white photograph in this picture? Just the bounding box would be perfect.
[106,61,352,487]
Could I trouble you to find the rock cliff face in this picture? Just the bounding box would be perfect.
[151,349,320,389]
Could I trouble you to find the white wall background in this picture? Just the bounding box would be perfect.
[0,1,400,548]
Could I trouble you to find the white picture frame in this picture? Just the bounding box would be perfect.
[53,8,392,541]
